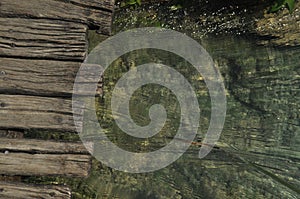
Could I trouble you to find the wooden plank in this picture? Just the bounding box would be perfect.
[0,152,90,177]
[0,18,87,60]
[64,0,115,11]
[0,138,91,154]
[0,58,103,96]
[0,94,102,132]
[0,138,92,177]
[0,0,114,35]
[0,182,71,199]
[0,95,78,131]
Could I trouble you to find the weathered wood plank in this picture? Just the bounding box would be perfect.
[0,152,91,177]
[63,0,115,11]
[0,58,103,96]
[0,182,71,199]
[0,94,102,132]
[0,0,114,35]
[0,138,92,177]
[0,18,87,60]
[0,138,91,154]
[0,95,78,131]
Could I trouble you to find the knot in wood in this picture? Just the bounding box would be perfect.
[0,71,6,76]
[54,115,63,123]
[49,192,56,197]
[0,102,6,108]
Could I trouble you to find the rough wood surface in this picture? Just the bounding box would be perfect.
[0,95,78,131]
[0,138,92,177]
[0,0,114,35]
[0,182,71,199]
[0,18,87,60]
[0,94,102,132]
[0,138,91,154]
[0,58,103,96]
[1,153,90,177]
[0,152,90,177]
[63,0,115,11]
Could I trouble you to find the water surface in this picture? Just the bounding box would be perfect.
[82,2,300,198]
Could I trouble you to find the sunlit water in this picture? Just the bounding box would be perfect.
[82,2,300,198]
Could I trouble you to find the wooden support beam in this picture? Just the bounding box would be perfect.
[0,182,71,199]
[0,0,114,35]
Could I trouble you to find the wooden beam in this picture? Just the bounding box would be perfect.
[0,0,114,35]
[0,58,103,97]
[0,182,71,199]
[0,18,87,61]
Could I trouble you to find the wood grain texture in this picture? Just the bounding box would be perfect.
[0,95,79,131]
[0,0,114,35]
[0,152,90,177]
[0,138,91,154]
[0,181,71,198]
[63,0,115,11]
[0,58,103,96]
[0,18,87,60]
[0,138,92,177]
[0,94,102,132]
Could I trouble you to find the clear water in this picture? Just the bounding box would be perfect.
[82,2,300,198]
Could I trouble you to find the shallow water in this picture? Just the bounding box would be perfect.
[81,2,300,198]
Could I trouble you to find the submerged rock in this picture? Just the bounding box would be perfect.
[255,1,300,46]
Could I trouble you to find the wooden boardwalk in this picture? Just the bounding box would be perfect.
[0,0,114,198]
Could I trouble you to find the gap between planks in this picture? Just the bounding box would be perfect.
[0,138,92,154]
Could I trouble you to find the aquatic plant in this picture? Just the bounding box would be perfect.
[119,0,141,7]
[269,0,296,13]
